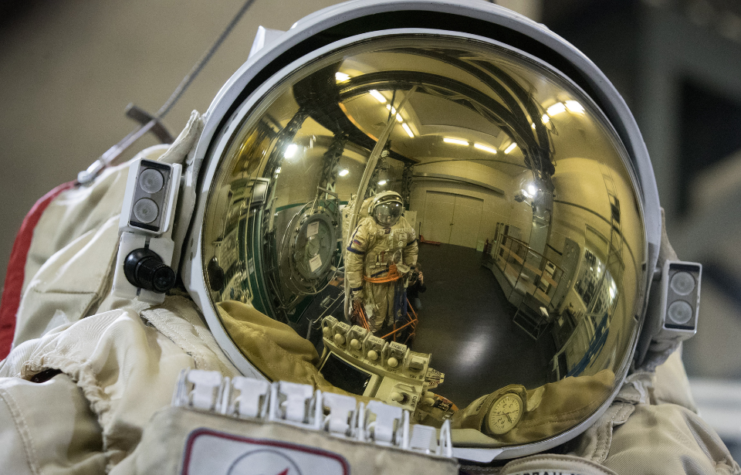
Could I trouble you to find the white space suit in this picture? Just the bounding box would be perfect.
[0,123,737,473]
[346,192,419,333]
[0,0,739,473]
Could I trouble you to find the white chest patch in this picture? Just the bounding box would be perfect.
[182,429,350,475]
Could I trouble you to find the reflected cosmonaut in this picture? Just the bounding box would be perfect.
[346,191,419,334]
[201,34,647,447]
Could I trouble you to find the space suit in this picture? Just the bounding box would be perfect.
[0,0,739,474]
[346,192,419,333]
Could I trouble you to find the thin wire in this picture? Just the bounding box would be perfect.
[156,0,258,118]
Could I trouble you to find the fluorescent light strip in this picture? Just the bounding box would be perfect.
[541,114,550,124]
[402,123,414,138]
[547,103,566,116]
[504,143,518,154]
[370,90,387,104]
[474,143,497,154]
[565,100,585,113]
[381,104,403,122]
[338,169,349,177]
[335,72,350,82]
[443,137,469,146]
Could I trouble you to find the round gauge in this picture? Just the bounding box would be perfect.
[485,393,524,435]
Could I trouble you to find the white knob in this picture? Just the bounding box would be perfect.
[334,334,345,345]
[390,392,404,402]
[350,339,361,350]
[387,357,399,368]
[322,327,331,337]
[367,350,378,361]
[423,397,435,406]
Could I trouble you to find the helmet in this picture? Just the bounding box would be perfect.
[171,0,677,463]
[370,191,404,227]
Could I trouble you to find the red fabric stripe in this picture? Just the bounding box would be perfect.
[0,181,76,359]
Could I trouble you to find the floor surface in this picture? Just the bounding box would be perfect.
[412,243,553,407]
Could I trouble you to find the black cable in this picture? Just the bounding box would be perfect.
[156,0,258,118]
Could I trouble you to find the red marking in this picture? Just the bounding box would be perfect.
[182,429,350,475]
[277,469,289,475]
[0,181,76,359]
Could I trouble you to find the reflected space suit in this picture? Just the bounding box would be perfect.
[346,192,418,333]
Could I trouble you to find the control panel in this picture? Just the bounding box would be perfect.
[319,316,444,413]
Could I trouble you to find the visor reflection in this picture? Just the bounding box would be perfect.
[202,34,646,447]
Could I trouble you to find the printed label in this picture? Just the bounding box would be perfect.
[307,222,320,237]
[309,255,323,272]
[182,429,349,475]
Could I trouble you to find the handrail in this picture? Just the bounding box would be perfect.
[498,233,564,274]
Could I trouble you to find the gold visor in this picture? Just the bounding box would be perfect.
[202,34,647,447]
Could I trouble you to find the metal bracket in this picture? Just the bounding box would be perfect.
[322,392,357,436]
[187,370,225,411]
[125,104,174,144]
[230,377,270,419]
[365,400,403,445]
[172,370,454,458]
[77,104,174,184]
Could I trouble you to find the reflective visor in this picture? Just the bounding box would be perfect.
[201,33,647,449]
[374,201,402,226]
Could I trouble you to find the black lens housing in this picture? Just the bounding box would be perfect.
[124,248,176,293]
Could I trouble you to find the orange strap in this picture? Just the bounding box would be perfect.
[363,262,402,284]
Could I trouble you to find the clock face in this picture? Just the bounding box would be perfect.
[486,393,524,435]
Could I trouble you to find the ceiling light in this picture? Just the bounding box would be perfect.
[565,100,585,113]
[504,142,518,154]
[338,169,349,177]
[402,123,414,138]
[396,114,403,123]
[284,144,298,159]
[474,143,497,154]
[541,114,550,124]
[547,103,566,116]
[527,184,538,196]
[335,72,350,82]
[443,137,469,146]
[378,179,387,186]
[275,167,282,174]
[370,90,387,104]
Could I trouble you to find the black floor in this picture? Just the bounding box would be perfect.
[412,244,552,407]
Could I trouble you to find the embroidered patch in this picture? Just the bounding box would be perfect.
[182,429,350,475]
